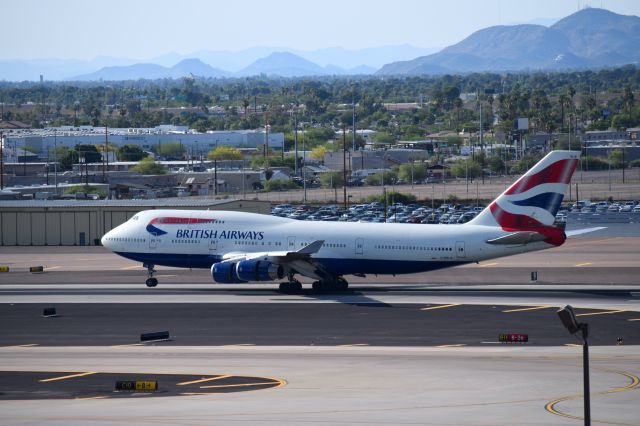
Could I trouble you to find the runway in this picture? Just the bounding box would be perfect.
[0,227,639,425]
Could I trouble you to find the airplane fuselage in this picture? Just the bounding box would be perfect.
[103,209,552,276]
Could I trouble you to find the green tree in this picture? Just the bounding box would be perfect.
[320,171,344,188]
[608,149,626,168]
[449,159,482,179]
[310,145,327,160]
[154,141,185,160]
[117,144,148,161]
[59,144,102,170]
[131,157,167,174]
[364,170,398,186]
[207,146,242,160]
[398,162,426,183]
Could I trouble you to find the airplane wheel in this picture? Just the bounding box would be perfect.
[279,281,302,293]
[146,278,158,287]
[336,278,348,292]
[279,282,290,292]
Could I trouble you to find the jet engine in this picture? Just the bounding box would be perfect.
[211,262,246,283]
[236,259,284,282]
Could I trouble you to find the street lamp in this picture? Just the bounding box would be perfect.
[557,305,591,426]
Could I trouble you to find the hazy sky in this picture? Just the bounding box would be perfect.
[2,0,639,60]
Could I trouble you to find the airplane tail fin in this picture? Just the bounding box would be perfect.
[469,150,580,232]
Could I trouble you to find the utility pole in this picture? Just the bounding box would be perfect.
[343,123,348,209]
[53,130,58,193]
[302,123,306,203]
[0,131,4,190]
[103,124,108,183]
[214,159,218,196]
[294,112,298,177]
[352,96,356,152]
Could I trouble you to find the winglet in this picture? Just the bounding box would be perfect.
[297,240,325,254]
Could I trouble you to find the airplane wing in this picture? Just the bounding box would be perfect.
[219,240,330,280]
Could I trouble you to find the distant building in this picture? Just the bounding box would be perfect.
[3,126,284,160]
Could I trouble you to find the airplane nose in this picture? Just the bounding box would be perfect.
[101,230,112,249]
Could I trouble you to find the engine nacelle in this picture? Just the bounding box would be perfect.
[211,262,247,284]
[235,259,284,282]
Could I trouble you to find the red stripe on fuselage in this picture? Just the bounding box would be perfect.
[505,159,577,195]
[149,217,215,225]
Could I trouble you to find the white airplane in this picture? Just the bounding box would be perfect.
[102,150,589,292]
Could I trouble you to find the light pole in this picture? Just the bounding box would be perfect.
[557,305,590,426]
[0,131,4,190]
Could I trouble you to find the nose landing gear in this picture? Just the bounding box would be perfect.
[144,263,158,287]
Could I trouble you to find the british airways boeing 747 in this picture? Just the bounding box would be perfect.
[102,150,586,292]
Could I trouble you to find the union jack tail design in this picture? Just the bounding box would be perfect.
[470,151,580,243]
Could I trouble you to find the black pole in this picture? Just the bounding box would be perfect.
[214,159,218,196]
[0,131,4,190]
[582,324,591,426]
[294,113,298,177]
[343,123,347,209]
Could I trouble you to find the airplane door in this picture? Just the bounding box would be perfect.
[355,238,364,255]
[149,236,157,250]
[456,241,466,258]
[209,238,217,254]
[288,236,296,250]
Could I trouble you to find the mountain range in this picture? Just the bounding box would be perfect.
[0,45,436,81]
[377,8,640,75]
[0,8,637,81]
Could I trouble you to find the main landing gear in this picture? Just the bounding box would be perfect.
[312,277,348,293]
[278,273,302,293]
[144,263,158,287]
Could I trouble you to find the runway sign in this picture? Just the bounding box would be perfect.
[499,333,529,343]
[115,381,158,391]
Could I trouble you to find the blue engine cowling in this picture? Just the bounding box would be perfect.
[211,262,247,284]
[235,259,284,282]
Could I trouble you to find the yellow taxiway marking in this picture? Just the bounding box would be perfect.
[200,381,282,389]
[436,344,467,348]
[628,319,640,322]
[44,266,61,270]
[110,343,144,347]
[121,265,144,270]
[502,305,553,313]
[177,375,231,386]
[39,371,97,382]
[574,262,593,267]
[222,343,255,347]
[338,343,369,347]
[545,370,639,423]
[564,343,581,347]
[479,262,499,267]
[421,303,461,311]
[576,309,626,317]
[75,396,107,400]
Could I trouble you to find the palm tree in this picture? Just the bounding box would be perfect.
[242,98,250,120]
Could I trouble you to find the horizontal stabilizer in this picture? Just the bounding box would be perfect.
[565,227,606,237]
[486,231,546,245]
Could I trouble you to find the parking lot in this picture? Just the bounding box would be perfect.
[271,200,640,225]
